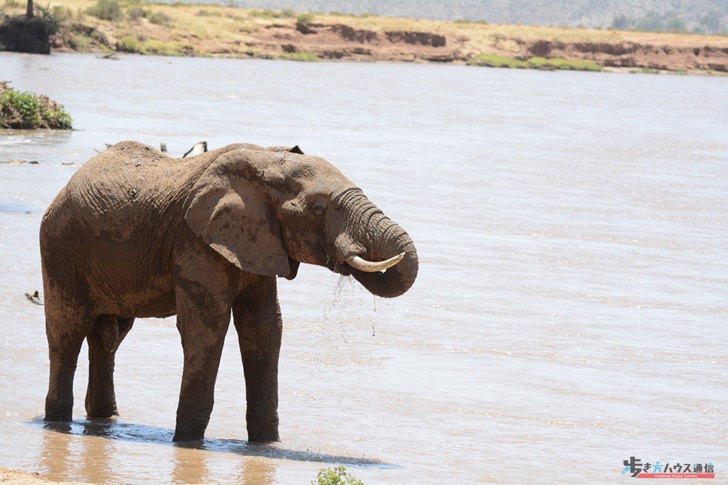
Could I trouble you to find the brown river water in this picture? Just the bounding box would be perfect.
[0,53,726,484]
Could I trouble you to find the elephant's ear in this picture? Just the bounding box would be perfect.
[184,151,290,278]
[266,145,304,154]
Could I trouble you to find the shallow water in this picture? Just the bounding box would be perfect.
[0,52,726,484]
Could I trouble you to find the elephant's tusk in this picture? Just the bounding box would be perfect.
[346,253,405,273]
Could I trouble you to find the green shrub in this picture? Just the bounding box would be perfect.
[468,53,602,72]
[312,466,364,485]
[116,34,146,53]
[0,83,72,130]
[296,12,315,26]
[249,9,297,19]
[67,33,91,52]
[148,11,172,26]
[1,89,41,127]
[196,9,222,17]
[127,7,148,21]
[33,3,62,34]
[42,107,73,128]
[143,38,183,56]
[533,57,602,71]
[630,67,661,74]
[278,51,321,62]
[467,53,528,68]
[86,0,124,21]
[49,5,74,23]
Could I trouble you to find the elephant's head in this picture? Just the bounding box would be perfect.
[184,146,418,298]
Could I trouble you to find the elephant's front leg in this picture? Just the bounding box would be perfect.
[86,316,134,418]
[232,276,282,443]
[173,283,231,442]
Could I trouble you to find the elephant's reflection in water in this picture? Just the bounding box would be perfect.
[41,420,276,484]
[41,421,116,484]
[39,419,382,483]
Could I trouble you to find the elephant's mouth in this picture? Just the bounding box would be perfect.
[336,263,352,276]
[326,257,351,276]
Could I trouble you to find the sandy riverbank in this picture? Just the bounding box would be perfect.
[0,466,63,484]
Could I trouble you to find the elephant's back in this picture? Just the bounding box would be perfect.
[65,141,248,210]
[72,142,188,217]
[43,141,250,234]
[69,141,180,202]
[41,141,189,247]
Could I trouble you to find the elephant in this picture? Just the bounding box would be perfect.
[40,141,418,442]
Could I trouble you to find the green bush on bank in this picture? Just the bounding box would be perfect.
[468,53,526,68]
[86,0,124,21]
[85,0,173,25]
[278,51,322,62]
[0,82,72,130]
[530,56,602,71]
[468,53,602,72]
[249,9,297,19]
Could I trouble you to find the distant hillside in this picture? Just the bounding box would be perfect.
[166,0,728,33]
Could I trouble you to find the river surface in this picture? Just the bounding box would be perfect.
[0,53,726,484]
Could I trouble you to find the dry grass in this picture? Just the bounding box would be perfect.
[2,0,727,61]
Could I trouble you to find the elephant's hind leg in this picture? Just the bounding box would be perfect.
[85,316,134,418]
[45,310,95,422]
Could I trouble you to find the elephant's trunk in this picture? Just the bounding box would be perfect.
[340,190,418,299]
[350,234,418,299]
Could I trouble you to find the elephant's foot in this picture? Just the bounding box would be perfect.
[247,428,280,443]
[172,426,206,443]
[246,406,280,443]
[44,400,74,422]
[173,410,212,443]
[244,388,280,443]
[85,398,118,419]
[45,390,74,422]
[44,410,73,422]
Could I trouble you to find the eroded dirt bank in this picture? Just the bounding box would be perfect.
[521,38,728,71]
[247,20,728,71]
[249,21,462,63]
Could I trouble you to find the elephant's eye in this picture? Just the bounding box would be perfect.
[312,200,327,216]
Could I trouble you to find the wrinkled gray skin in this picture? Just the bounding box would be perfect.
[40,141,418,443]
